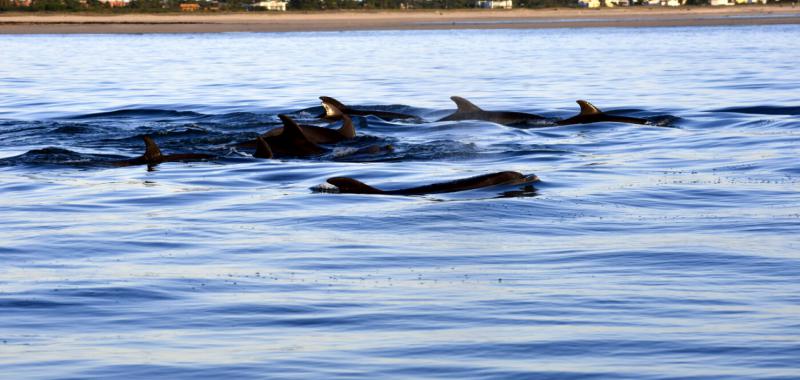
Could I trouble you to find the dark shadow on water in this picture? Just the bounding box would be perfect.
[64,108,208,121]
[711,105,800,116]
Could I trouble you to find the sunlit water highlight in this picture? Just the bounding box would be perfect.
[1,26,799,379]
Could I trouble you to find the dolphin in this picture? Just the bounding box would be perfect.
[238,108,354,152]
[253,114,326,159]
[326,171,539,196]
[437,96,547,126]
[320,96,420,122]
[114,135,213,168]
[253,114,392,159]
[262,111,355,145]
[556,100,650,126]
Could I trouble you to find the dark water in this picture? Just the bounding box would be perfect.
[1,26,799,379]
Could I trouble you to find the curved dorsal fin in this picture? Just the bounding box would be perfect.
[320,96,348,117]
[321,99,345,118]
[450,96,483,113]
[141,135,163,164]
[254,136,273,159]
[337,113,356,139]
[277,114,325,156]
[327,177,384,194]
[577,100,602,115]
[278,114,310,140]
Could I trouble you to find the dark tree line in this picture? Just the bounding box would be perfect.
[287,0,518,8]
[0,0,104,11]
[287,0,360,8]
[1,0,223,11]
[1,0,785,13]
[0,0,587,11]
[1,0,115,11]
[286,0,578,8]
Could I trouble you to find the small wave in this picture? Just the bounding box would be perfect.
[331,144,395,161]
[711,105,800,116]
[154,126,211,137]
[55,287,177,302]
[648,115,682,127]
[50,124,103,134]
[0,147,122,167]
[67,108,207,120]
[289,106,325,118]
[0,299,81,309]
[390,140,480,162]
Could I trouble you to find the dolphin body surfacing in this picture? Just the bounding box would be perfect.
[326,171,539,196]
[254,114,326,159]
[437,96,547,126]
[556,100,650,126]
[254,114,393,160]
[262,112,355,145]
[320,96,420,122]
[114,136,213,168]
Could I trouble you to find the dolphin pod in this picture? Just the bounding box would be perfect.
[247,96,655,160]
[102,136,537,195]
[436,97,651,127]
[320,95,654,126]
[16,95,671,196]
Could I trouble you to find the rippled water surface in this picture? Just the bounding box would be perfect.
[1,26,799,379]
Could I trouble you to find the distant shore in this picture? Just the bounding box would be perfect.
[1,5,799,34]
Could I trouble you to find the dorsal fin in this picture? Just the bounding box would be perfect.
[278,114,311,140]
[320,96,348,117]
[276,114,325,156]
[321,99,345,118]
[450,96,483,113]
[254,136,273,159]
[577,100,602,115]
[326,177,384,194]
[141,135,163,164]
[337,113,356,139]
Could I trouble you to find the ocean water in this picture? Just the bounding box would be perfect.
[1,25,799,379]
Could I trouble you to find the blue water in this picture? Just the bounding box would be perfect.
[1,25,799,379]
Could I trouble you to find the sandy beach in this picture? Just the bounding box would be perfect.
[1,6,799,34]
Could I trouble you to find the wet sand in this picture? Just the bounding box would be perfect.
[1,6,799,34]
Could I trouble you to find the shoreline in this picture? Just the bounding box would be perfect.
[1,6,799,34]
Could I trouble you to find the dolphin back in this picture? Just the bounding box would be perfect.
[557,100,649,126]
[254,136,273,158]
[337,113,356,139]
[327,177,385,194]
[439,96,545,125]
[438,96,484,122]
[393,171,528,195]
[328,171,537,196]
